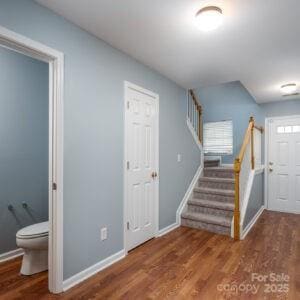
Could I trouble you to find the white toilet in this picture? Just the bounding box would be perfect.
[16,221,49,275]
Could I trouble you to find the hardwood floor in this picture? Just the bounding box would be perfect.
[0,210,299,299]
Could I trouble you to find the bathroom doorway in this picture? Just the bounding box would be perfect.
[0,26,64,294]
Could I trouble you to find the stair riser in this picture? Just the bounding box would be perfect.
[198,180,234,190]
[203,169,234,179]
[187,204,234,218]
[204,161,220,168]
[193,191,234,203]
[181,218,231,236]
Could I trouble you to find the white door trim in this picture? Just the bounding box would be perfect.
[265,114,300,211]
[0,25,64,294]
[123,81,159,254]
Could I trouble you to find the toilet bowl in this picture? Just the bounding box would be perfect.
[16,221,49,275]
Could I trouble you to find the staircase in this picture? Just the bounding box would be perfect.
[186,90,263,239]
[181,159,234,236]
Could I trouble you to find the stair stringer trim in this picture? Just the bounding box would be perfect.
[186,118,204,168]
[176,165,203,225]
[187,119,203,152]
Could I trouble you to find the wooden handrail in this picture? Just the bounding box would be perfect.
[233,116,263,240]
[237,117,254,163]
[189,90,202,110]
[188,89,203,143]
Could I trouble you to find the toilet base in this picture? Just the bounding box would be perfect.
[21,249,48,275]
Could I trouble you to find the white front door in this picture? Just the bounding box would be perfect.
[268,116,300,213]
[124,82,159,251]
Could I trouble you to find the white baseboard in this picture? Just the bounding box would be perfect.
[0,248,24,263]
[265,207,300,214]
[176,164,202,225]
[63,249,125,291]
[241,206,265,240]
[157,222,180,237]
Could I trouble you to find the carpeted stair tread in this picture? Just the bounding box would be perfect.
[181,164,235,236]
[199,177,235,184]
[204,167,234,172]
[181,211,231,227]
[194,187,235,196]
[204,159,220,167]
[188,198,234,211]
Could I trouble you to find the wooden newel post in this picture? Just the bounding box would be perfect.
[234,158,241,240]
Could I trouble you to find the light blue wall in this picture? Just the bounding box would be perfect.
[0,0,200,279]
[261,99,300,117]
[194,81,265,164]
[0,46,49,255]
[243,172,264,229]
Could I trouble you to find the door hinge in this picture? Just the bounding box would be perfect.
[127,222,130,230]
[127,101,130,109]
[127,161,130,170]
[52,182,57,191]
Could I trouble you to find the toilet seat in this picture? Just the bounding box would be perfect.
[16,221,49,239]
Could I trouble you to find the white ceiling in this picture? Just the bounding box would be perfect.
[36,0,300,103]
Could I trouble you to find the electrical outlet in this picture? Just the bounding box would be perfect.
[177,154,181,162]
[101,227,107,241]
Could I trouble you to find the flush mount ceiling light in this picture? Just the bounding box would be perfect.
[280,83,298,95]
[195,6,223,31]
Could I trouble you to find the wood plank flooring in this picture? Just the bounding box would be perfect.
[0,210,299,299]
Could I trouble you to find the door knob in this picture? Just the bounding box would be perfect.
[151,171,158,179]
[269,168,273,172]
[269,162,274,165]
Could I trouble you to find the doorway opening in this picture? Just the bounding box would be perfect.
[0,26,64,294]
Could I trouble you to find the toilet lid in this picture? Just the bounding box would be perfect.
[16,221,49,238]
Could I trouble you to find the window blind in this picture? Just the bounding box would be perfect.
[203,120,233,154]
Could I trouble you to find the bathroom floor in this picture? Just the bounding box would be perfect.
[0,257,49,299]
[0,211,299,299]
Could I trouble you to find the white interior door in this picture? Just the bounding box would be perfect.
[268,116,300,213]
[124,82,159,251]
